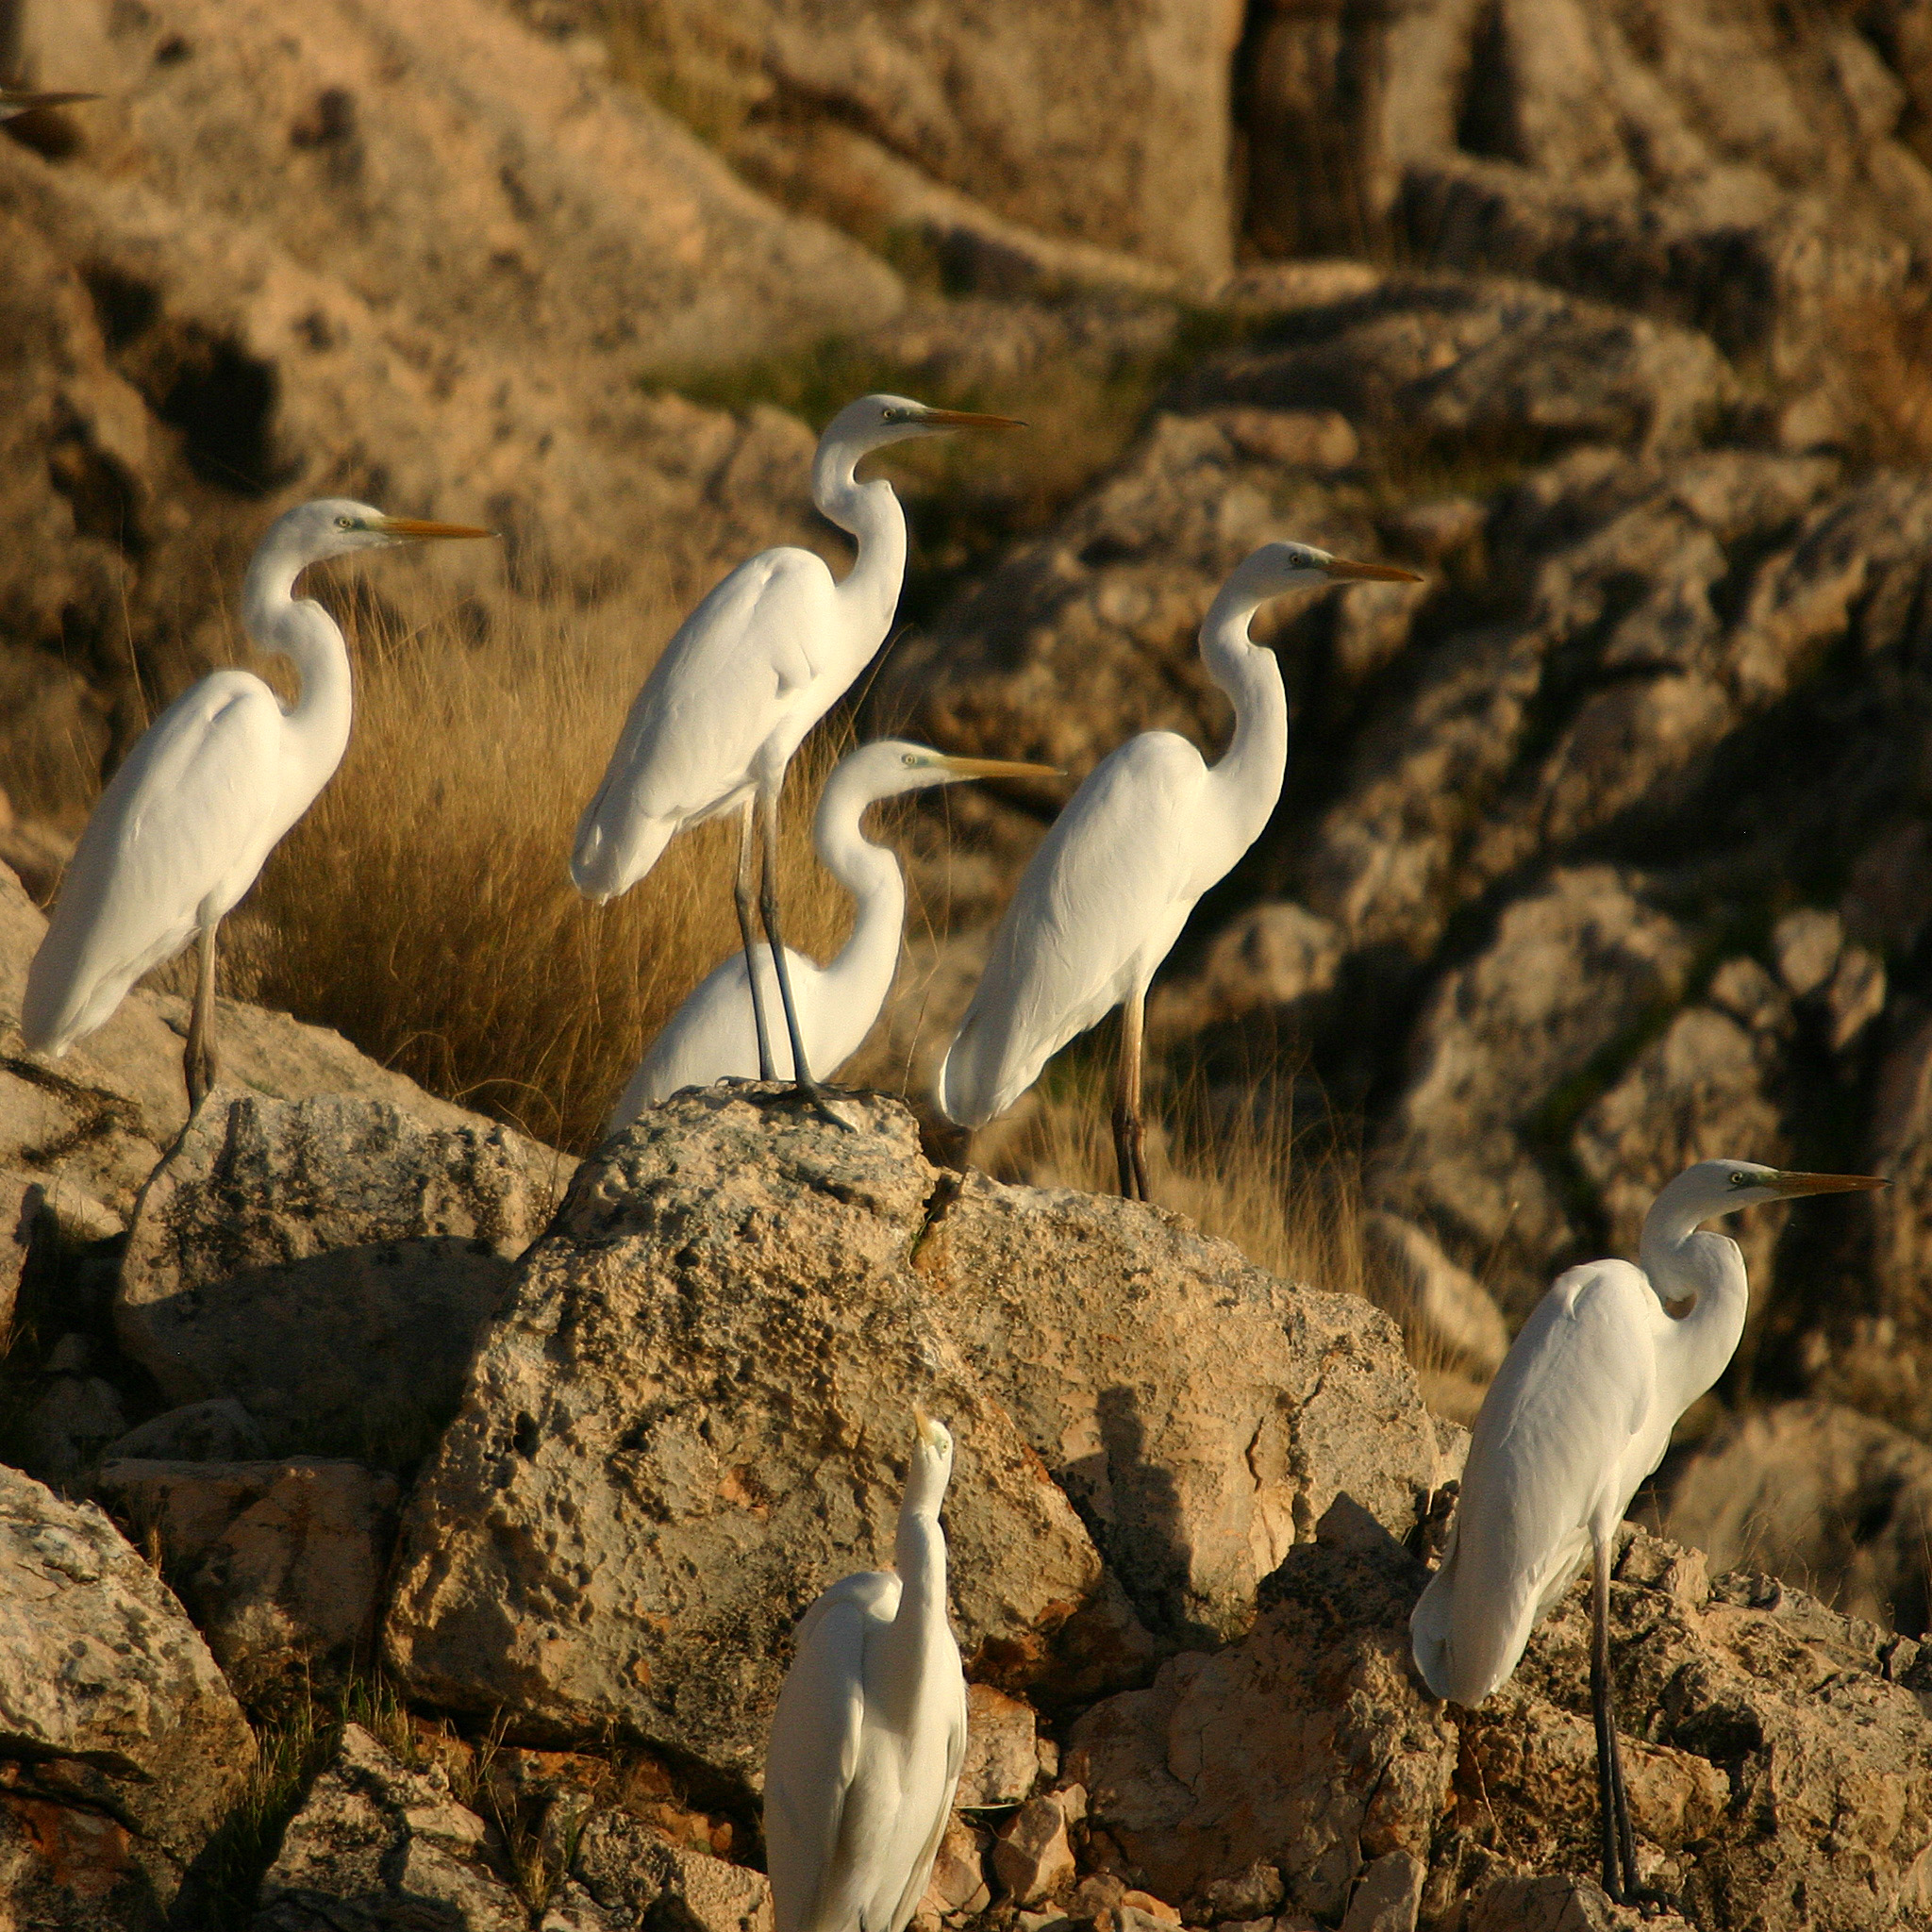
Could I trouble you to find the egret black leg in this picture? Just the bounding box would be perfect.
[1112,991,1151,1202]
[736,798,775,1081]
[185,919,221,1111]
[758,795,851,1133]
[1591,1531,1666,1911]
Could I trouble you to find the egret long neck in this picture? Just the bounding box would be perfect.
[873,1459,951,1732]
[241,538,354,795]
[813,437,908,652]
[1200,573,1290,846]
[1639,1203,1751,1421]
[812,780,907,1033]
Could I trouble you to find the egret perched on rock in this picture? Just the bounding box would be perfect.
[938,540,1421,1198]
[572,395,1023,1121]
[1410,1159,1887,1907]
[765,1408,967,1932]
[0,88,98,119]
[606,740,1058,1132]
[21,499,492,1107]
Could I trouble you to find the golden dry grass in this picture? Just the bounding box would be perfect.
[232,580,848,1154]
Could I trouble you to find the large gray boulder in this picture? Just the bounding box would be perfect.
[0,1463,256,1928]
[115,1092,574,1459]
[385,1089,1453,1788]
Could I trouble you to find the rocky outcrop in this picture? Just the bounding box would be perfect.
[0,1463,256,1928]
[385,1088,1454,1787]
[115,1092,573,1460]
[1070,1504,1932,1931]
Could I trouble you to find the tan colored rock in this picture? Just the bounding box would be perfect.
[1774,906,1845,998]
[1373,867,1694,1321]
[1666,1400,1932,1636]
[562,1810,772,1932]
[1360,1210,1508,1380]
[251,1723,525,1932]
[94,1457,399,1688]
[959,1683,1041,1807]
[923,1814,994,1920]
[102,1397,269,1463]
[1338,1851,1423,1932]
[115,1091,572,1457]
[386,1091,1118,1786]
[0,1464,255,1923]
[993,1791,1077,1907]
[1148,903,1343,1037]
[914,1169,1454,1645]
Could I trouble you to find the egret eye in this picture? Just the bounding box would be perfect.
[335,515,355,530]
[1730,1171,1754,1187]
[902,752,920,766]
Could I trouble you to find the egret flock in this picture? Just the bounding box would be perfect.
[10,85,1892,1926]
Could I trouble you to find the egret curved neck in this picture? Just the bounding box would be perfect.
[1200,578,1290,841]
[241,542,354,762]
[812,787,907,1024]
[874,1468,951,1728]
[1639,1209,1751,1416]
[812,441,908,647]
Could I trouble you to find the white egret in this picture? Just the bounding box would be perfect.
[20,499,492,1107]
[1410,1159,1887,1906]
[0,89,98,119]
[765,1408,967,1932]
[571,395,1024,1122]
[606,740,1058,1132]
[938,540,1421,1199]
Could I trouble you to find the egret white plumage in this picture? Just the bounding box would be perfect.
[606,740,1058,1132]
[765,1409,966,1932]
[1410,1158,1887,1905]
[572,395,1022,1123]
[20,499,492,1107]
[937,539,1421,1198]
[0,88,98,119]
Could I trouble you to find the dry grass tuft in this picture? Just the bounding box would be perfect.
[233,580,848,1154]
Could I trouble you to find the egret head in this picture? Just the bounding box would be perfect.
[271,498,496,565]
[829,740,1062,812]
[1657,1158,1887,1224]
[823,393,1027,457]
[903,1406,957,1516]
[1236,540,1424,601]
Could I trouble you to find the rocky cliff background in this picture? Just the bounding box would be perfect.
[12,0,1932,1924]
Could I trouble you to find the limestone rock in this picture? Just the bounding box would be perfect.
[115,1091,573,1458]
[1666,1401,1932,1636]
[1148,903,1344,1036]
[1359,1210,1508,1380]
[993,1791,1078,1907]
[562,1810,772,1932]
[960,1683,1042,1808]
[1373,868,1694,1320]
[102,1397,269,1463]
[94,1457,399,1688]
[251,1722,525,1932]
[1072,1503,1932,1930]
[385,1091,1115,1786]
[0,1463,255,1924]
[912,1170,1454,1645]
[924,1815,994,1920]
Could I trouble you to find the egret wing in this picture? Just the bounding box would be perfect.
[940,733,1207,1124]
[765,1571,901,1932]
[23,674,282,1053]
[1414,1259,1657,1704]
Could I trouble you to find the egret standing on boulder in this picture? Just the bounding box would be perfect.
[21,499,492,1107]
[571,395,1023,1122]
[765,1409,967,1932]
[606,741,1058,1131]
[1410,1159,1887,1907]
[938,540,1421,1199]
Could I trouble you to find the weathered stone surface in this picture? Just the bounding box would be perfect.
[1666,1400,1932,1637]
[1359,1210,1508,1381]
[115,1092,573,1457]
[94,1457,399,1688]
[561,1810,772,1932]
[1372,868,1694,1320]
[252,1723,525,1932]
[1071,1504,1932,1931]
[102,1397,269,1464]
[516,0,1241,277]
[912,1169,1455,1645]
[924,1814,994,1920]
[994,1790,1079,1906]
[1147,903,1344,1037]
[960,1682,1042,1808]
[0,1463,255,1924]
[385,1091,1115,1785]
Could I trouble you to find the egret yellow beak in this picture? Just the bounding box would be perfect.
[1,91,101,112]
[936,756,1065,781]
[1322,557,1424,583]
[918,409,1028,432]
[1770,1171,1889,1196]
[376,516,497,542]
[913,1406,940,1447]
